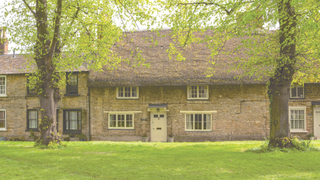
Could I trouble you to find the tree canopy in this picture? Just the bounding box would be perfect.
[157,0,320,82]
[155,0,320,146]
[2,0,157,145]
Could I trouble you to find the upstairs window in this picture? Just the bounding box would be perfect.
[66,73,78,95]
[27,110,38,131]
[187,85,209,100]
[116,87,139,99]
[0,75,6,97]
[290,86,304,98]
[0,109,6,131]
[27,77,37,95]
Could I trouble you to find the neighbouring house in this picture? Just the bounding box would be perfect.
[0,29,318,142]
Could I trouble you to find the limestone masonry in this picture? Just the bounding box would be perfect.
[0,30,318,141]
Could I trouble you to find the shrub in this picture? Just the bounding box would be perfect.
[63,137,70,141]
[77,133,87,139]
[246,136,320,153]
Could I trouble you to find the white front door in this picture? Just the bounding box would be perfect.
[314,109,320,138]
[151,113,167,142]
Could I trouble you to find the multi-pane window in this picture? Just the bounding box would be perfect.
[289,107,306,131]
[109,114,134,129]
[66,73,78,95]
[117,87,138,99]
[27,110,38,130]
[290,86,304,98]
[63,110,81,133]
[27,77,37,95]
[0,75,6,96]
[0,109,6,130]
[185,114,211,131]
[187,85,208,100]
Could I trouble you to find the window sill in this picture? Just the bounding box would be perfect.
[25,129,39,132]
[108,128,135,130]
[63,130,81,134]
[290,130,308,133]
[185,130,212,132]
[116,98,139,100]
[187,99,209,101]
[289,98,305,100]
[64,94,80,97]
[0,95,7,98]
[0,129,7,132]
[26,95,38,97]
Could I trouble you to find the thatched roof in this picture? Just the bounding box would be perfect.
[0,54,33,74]
[0,54,88,74]
[0,30,268,85]
[88,29,267,87]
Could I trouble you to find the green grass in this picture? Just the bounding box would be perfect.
[1,141,320,180]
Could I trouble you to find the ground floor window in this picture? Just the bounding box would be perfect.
[63,110,81,134]
[109,114,134,129]
[289,107,306,132]
[0,109,6,130]
[185,114,212,131]
[27,110,38,131]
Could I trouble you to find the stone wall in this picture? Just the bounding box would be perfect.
[289,84,320,139]
[1,73,319,141]
[90,84,271,141]
[0,72,89,140]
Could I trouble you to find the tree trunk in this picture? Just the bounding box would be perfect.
[38,59,61,145]
[268,77,292,147]
[33,0,62,145]
[268,0,296,147]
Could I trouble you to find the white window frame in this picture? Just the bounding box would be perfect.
[0,75,7,97]
[187,85,209,100]
[184,112,212,131]
[108,113,134,129]
[116,87,139,99]
[290,86,304,98]
[289,106,307,132]
[0,109,6,131]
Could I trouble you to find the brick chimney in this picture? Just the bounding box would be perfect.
[0,27,8,55]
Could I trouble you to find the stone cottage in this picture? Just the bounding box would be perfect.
[0,29,318,141]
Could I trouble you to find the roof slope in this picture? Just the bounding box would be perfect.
[0,54,33,74]
[88,30,266,87]
[0,30,267,85]
[0,54,88,74]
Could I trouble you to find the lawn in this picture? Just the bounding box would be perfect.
[0,141,320,180]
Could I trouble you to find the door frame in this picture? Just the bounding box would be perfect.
[150,111,167,142]
[314,107,320,138]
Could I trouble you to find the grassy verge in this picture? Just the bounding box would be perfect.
[1,141,320,180]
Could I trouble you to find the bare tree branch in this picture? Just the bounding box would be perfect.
[69,3,81,27]
[115,0,139,29]
[48,0,62,58]
[22,0,38,19]
[178,1,253,15]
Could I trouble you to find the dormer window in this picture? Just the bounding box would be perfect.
[116,87,139,99]
[290,86,304,98]
[187,85,209,100]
